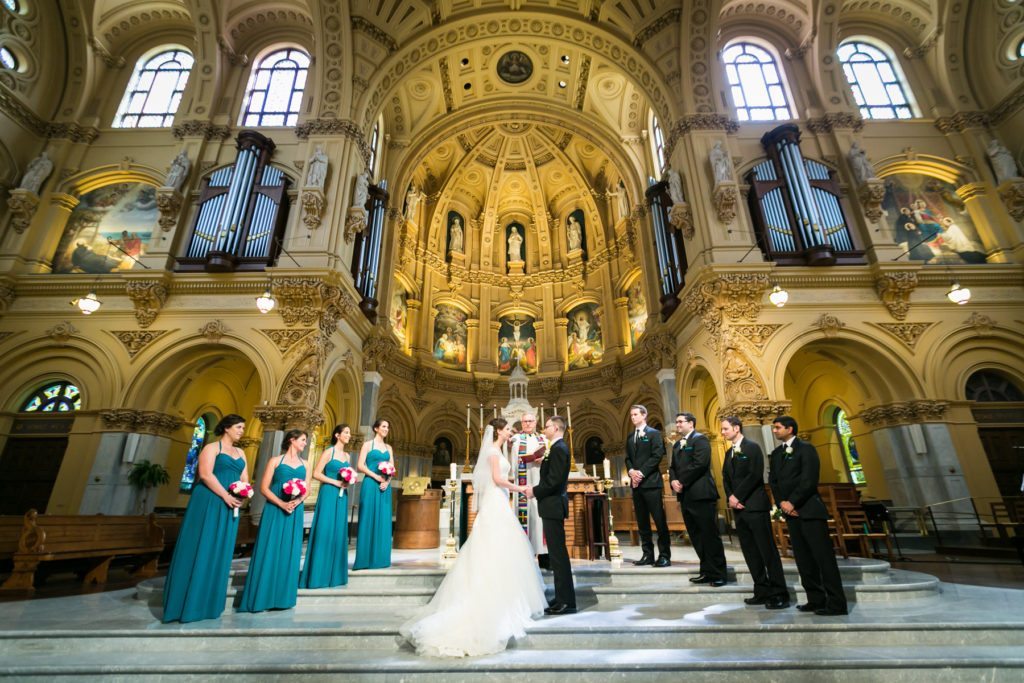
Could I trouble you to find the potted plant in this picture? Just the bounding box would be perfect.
[128,460,170,514]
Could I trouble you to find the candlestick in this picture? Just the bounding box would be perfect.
[450,462,457,481]
[493,404,498,419]
[479,403,483,427]
[566,401,571,427]
[465,404,470,429]
[540,403,544,422]
[603,458,611,479]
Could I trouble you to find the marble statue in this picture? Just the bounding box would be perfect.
[987,139,1021,184]
[709,141,732,184]
[449,216,464,254]
[18,151,53,194]
[615,181,629,219]
[405,184,422,220]
[666,168,685,204]
[847,141,877,185]
[352,172,369,209]
[306,145,328,188]
[508,226,523,263]
[567,215,583,251]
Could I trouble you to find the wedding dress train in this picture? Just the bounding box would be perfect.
[399,442,546,657]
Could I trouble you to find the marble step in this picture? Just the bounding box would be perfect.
[2,644,1023,681]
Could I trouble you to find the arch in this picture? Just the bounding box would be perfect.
[836,36,918,120]
[0,337,122,411]
[964,369,1024,403]
[719,37,797,123]
[678,361,721,433]
[18,379,83,413]
[56,163,164,196]
[374,395,417,445]
[238,44,312,127]
[924,325,1024,400]
[323,358,362,431]
[430,293,476,317]
[111,45,194,128]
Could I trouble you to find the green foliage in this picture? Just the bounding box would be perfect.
[128,460,171,491]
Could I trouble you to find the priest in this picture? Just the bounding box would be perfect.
[509,411,548,567]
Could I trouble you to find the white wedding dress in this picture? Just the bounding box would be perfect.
[399,439,547,657]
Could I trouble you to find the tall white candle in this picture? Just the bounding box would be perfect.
[493,404,498,419]
[466,404,470,429]
[450,463,457,481]
[540,404,545,422]
[566,402,571,426]
[479,404,483,427]
[603,458,611,479]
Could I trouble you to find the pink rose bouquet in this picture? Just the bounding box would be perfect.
[338,466,357,497]
[377,461,396,481]
[227,481,254,518]
[281,478,308,508]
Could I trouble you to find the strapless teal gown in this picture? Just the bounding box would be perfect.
[299,454,350,588]
[237,460,306,612]
[353,448,393,570]
[162,451,244,623]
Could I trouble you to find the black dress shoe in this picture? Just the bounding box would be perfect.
[765,598,791,610]
[689,575,711,584]
[709,579,727,587]
[544,603,578,615]
[548,598,558,607]
[814,607,849,616]
[744,596,768,605]
[633,555,654,566]
[796,603,823,612]
[654,556,671,567]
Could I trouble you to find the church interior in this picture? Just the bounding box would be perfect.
[0,0,1023,677]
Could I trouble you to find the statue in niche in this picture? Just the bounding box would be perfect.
[305,145,328,188]
[351,172,370,209]
[507,224,524,263]
[987,139,1021,184]
[614,180,629,219]
[447,211,465,254]
[847,141,877,185]
[164,150,191,191]
[709,141,732,184]
[566,213,583,251]
[19,151,53,194]
[404,183,423,220]
[666,168,685,203]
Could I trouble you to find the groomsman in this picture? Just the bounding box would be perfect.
[625,404,671,567]
[769,415,848,616]
[720,416,789,609]
[670,412,727,586]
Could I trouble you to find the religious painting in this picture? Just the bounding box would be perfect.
[52,182,157,274]
[496,50,533,84]
[882,173,987,265]
[389,281,408,345]
[505,222,525,264]
[446,211,465,256]
[432,437,453,467]
[432,304,468,370]
[497,315,538,375]
[566,303,603,370]
[626,279,648,349]
[566,209,587,255]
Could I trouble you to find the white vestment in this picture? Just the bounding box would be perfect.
[510,432,547,555]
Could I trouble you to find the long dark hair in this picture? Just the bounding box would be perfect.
[214,414,245,436]
[280,429,308,454]
[331,423,350,446]
[372,418,390,437]
[489,417,508,432]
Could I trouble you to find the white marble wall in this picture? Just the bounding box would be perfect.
[78,432,173,515]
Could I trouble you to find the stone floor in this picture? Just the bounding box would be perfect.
[1,545,1023,680]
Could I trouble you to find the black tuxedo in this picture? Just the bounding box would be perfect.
[769,438,847,612]
[670,431,726,581]
[723,438,786,600]
[625,425,670,559]
[532,437,575,608]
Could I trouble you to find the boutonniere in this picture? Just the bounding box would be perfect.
[784,445,794,459]
[640,435,649,442]
[543,447,551,461]
[735,447,747,460]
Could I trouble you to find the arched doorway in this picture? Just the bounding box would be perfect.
[967,370,1024,498]
[0,380,82,514]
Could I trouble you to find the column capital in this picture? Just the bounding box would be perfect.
[252,405,325,431]
[857,400,951,428]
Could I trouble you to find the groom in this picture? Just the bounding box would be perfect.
[527,415,577,615]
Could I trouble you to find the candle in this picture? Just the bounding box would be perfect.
[479,404,483,427]
[466,404,471,429]
[493,404,498,419]
[450,463,457,481]
[592,465,598,478]
[603,458,611,479]
[540,403,544,422]
[566,402,571,427]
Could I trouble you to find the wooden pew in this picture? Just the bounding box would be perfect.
[154,512,257,561]
[0,510,164,592]
[0,516,23,565]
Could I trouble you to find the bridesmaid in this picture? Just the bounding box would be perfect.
[238,429,308,613]
[299,424,353,588]
[163,414,248,623]
[353,419,394,570]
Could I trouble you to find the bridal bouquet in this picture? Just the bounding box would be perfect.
[770,505,786,522]
[338,466,357,497]
[377,461,396,480]
[227,481,254,519]
[281,478,308,509]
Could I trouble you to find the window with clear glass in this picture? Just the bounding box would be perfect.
[367,120,381,178]
[966,370,1024,402]
[0,46,16,70]
[833,408,866,486]
[112,49,193,128]
[837,40,913,119]
[722,42,793,122]
[179,414,211,493]
[1018,37,1024,60]
[651,115,666,173]
[20,381,82,412]
[240,48,310,127]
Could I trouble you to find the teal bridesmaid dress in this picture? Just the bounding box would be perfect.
[162,448,244,623]
[353,447,393,570]
[299,450,350,588]
[237,457,306,612]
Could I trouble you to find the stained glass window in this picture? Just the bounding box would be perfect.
[837,40,913,120]
[834,408,866,486]
[966,370,1024,402]
[179,415,209,493]
[723,42,793,122]
[0,47,16,70]
[20,381,81,412]
[240,48,310,127]
[112,49,193,128]
[651,115,666,173]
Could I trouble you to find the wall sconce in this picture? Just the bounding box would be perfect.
[71,290,102,315]
[768,284,789,307]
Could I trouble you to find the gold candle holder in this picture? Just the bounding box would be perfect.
[442,477,459,561]
[602,477,622,566]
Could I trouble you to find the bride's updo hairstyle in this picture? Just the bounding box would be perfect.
[489,417,508,432]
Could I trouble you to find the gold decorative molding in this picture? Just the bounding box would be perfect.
[718,400,792,425]
[0,278,15,315]
[965,312,996,332]
[934,111,989,134]
[805,112,865,133]
[258,328,314,354]
[873,322,935,350]
[252,405,325,431]
[712,182,738,225]
[199,320,230,341]
[110,329,172,358]
[683,272,771,350]
[155,188,184,232]
[874,271,918,320]
[6,189,39,234]
[669,201,694,239]
[813,313,846,338]
[46,321,78,343]
[857,179,886,223]
[99,409,185,435]
[126,280,169,329]
[300,187,327,230]
[363,327,398,371]
[730,324,784,356]
[171,120,231,140]
[997,180,1024,222]
[474,377,496,405]
[858,400,951,427]
[271,276,358,337]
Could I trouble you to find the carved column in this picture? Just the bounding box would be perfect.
[958,183,1015,263]
[12,193,78,274]
[554,317,569,371]
[405,299,422,353]
[613,295,631,352]
[467,318,482,373]
[656,368,679,420]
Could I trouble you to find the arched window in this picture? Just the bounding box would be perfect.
[722,41,793,122]
[240,48,310,127]
[112,48,194,128]
[179,413,213,493]
[650,114,666,174]
[965,370,1024,402]
[1018,37,1024,60]
[2,0,19,13]
[367,118,381,178]
[833,407,866,486]
[0,46,16,70]
[20,381,82,412]
[837,40,914,120]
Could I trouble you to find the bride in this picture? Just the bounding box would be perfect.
[399,418,547,657]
